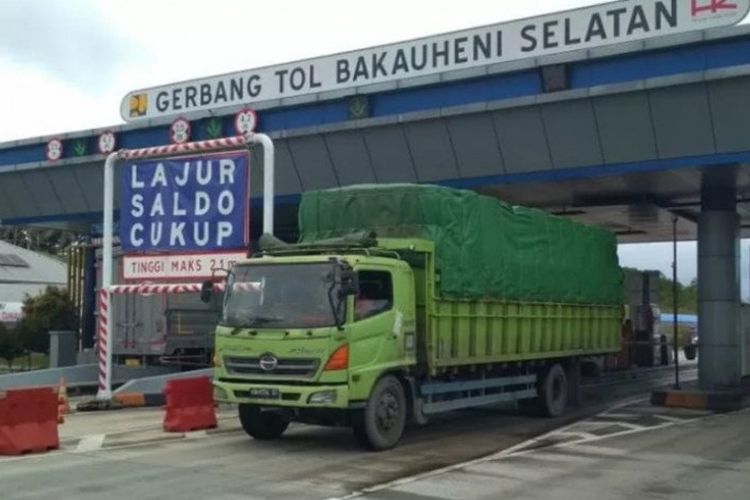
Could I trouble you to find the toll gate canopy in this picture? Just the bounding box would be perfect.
[0,6,749,243]
[1,0,749,389]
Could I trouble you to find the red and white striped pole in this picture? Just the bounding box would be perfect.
[96,288,111,399]
[96,282,233,398]
[118,135,249,160]
[97,131,274,401]
[105,282,261,295]
[108,283,227,295]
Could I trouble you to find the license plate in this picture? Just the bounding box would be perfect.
[248,388,280,399]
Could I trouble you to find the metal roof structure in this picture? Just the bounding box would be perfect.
[2,24,750,243]
[0,239,67,302]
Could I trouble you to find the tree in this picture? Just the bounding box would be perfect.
[0,323,24,369]
[623,267,698,313]
[0,227,77,256]
[18,287,78,354]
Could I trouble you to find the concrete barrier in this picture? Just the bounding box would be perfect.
[112,369,213,408]
[0,364,176,391]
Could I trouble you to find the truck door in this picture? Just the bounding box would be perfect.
[349,266,416,374]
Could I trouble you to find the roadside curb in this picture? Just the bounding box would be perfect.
[59,415,240,452]
[113,392,165,408]
[583,362,697,387]
[651,385,750,411]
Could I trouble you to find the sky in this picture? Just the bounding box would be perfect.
[0,0,604,143]
[0,0,748,293]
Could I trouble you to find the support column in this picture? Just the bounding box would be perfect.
[81,245,97,349]
[698,167,742,389]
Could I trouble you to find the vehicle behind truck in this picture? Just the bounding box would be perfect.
[203,184,624,450]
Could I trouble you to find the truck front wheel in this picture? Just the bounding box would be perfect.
[238,404,290,440]
[352,375,406,451]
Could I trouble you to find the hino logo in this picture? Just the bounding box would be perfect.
[259,353,279,372]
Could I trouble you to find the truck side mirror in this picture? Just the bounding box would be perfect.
[200,281,214,303]
[339,270,359,296]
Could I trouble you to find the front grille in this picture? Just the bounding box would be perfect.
[224,356,319,377]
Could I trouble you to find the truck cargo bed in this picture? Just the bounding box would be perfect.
[377,238,622,375]
[429,298,621,372]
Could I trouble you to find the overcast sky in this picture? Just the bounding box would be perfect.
[0,0,748,295]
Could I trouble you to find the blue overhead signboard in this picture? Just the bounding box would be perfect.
[120,152,249,252]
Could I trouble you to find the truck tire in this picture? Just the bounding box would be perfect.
[352,375,406,451]
[539,364,568,417]
[519,364,568,418]
[238,404,290,440]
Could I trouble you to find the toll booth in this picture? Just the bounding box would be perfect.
[626,270,671,367]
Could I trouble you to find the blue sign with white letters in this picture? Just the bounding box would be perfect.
[120,152,249,252]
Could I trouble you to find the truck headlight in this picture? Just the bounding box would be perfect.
[308,390,337,404]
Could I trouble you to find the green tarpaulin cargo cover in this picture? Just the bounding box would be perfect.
[298,184,622,305]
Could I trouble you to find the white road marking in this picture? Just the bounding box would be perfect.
[185,430,207,439]
[598,412,639,418]
[74,434,106,453]
[608,421,646,431]
[562,443,630,457]
[650,414,689,423]
[327,400,712,500]
[550,430,599,440]
[518,450,598,465]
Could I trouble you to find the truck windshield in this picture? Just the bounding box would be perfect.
[221,263,343,329]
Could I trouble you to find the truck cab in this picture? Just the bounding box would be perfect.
[208,240,420,449]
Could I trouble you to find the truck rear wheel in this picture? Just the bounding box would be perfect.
[519,363,568,418]
[238,404,290,440]
[539,364,568,417]
[352,375,406,451]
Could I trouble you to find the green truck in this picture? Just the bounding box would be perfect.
[202,184,623,450]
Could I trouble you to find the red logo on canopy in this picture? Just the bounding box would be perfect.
[691,0,738,16]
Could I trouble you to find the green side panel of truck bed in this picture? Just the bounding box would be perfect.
[427,298,622,371]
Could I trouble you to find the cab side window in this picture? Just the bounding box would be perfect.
[355,271,393,321]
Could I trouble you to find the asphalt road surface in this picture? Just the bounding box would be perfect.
[0,366,703,500]
[349,404,750,500]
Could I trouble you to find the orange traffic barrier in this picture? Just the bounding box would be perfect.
[163,377,217,433]
[0,387,60,455]
[57,377,70,424]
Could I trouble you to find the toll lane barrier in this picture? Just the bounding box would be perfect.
[163,377,217,432]
[0,388,60,455]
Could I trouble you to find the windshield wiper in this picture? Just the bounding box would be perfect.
[248,316,285,327]
[225,316,282,334]
[224,312,280,333]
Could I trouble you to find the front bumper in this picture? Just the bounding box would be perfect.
[214,379,350,409]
